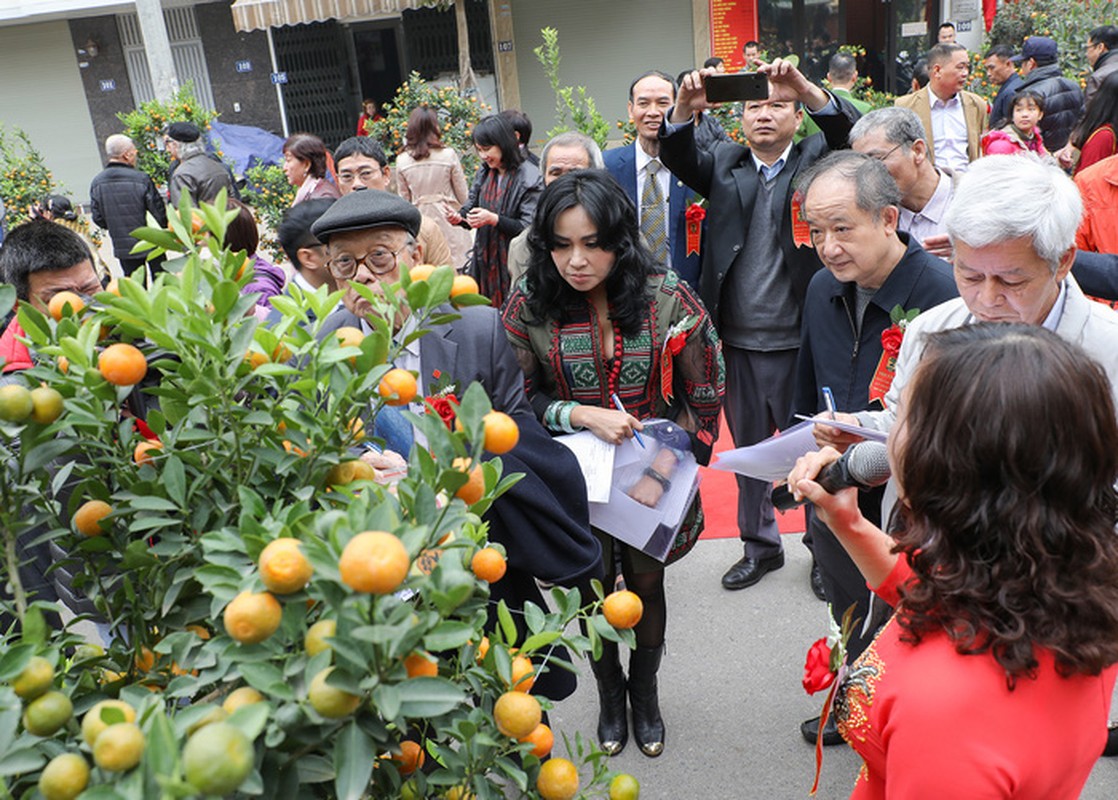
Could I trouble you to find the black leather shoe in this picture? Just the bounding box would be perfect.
[721,552,785,590]
[801,714,844,747]
[1103,723,1118,757]
[810,560,826,601]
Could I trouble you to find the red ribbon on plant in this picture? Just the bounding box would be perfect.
[685,202,705,256]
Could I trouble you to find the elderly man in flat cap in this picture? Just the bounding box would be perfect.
[311,188,603,702]
[164,122,238,206]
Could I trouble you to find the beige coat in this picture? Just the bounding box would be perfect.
[396,147,472,269]
[896,86,988,166]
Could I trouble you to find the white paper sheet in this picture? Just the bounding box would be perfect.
[792,414,889,443]
[555,431,616,503]
[709,420,821,481]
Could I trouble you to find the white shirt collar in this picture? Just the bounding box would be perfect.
[292,271,317,293]
[751,141,795,174]
[928,85,959,107]
[1041,280,1068,332]
[634,142,661,174]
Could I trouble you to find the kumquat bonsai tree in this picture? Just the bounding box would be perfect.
[0,193,641,800]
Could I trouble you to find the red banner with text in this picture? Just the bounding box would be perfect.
[710,0,759,71]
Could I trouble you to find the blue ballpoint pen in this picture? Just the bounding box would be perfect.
[821,386,837,420]
[611,392,646,448]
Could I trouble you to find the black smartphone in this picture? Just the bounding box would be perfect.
[703,72,769,103]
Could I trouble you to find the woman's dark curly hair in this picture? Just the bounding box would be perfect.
[522,170,655,337]
[891,322,1118,687]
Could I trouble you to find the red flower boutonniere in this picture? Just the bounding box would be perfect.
[426,369,459,429]
[870,305,921,407]
[805,603,859,795]
[660,315,699,405]
[685,200,706,256]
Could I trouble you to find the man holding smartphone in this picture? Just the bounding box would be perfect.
[659,59,861,593]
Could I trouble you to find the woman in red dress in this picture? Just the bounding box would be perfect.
[792,323,1118,799]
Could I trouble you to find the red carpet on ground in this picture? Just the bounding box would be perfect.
[699,414,805,539]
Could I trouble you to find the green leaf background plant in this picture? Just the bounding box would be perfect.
[367,72,487,178]
[0,195,630,798]
[116,83,220,188]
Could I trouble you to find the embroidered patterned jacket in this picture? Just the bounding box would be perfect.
[501,270,724,465]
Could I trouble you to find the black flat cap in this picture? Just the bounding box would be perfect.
[311,188,422,240]
[165,122,201,143]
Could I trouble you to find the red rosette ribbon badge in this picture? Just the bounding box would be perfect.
[659,315,699,405]
[869,305,921,407]
[685,202,706,256]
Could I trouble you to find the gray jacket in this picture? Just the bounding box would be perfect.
[169,145,237,207]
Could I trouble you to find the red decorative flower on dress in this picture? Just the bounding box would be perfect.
[802,638,836,695]
[804,603,859,795]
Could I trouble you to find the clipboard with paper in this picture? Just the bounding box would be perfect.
[557,419,700,563]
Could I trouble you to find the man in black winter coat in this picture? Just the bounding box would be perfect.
[90,134,167,277]
[1013,36,1085,151]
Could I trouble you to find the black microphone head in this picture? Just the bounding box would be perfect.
[846,441,891,488]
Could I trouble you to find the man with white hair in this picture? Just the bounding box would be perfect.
[816,153,1118,449]
[90,133,167,277]
[506,131,605,284]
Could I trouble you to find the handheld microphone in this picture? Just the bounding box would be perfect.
[771,441,891,511]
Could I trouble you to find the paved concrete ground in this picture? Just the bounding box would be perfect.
[549,535,1118,799]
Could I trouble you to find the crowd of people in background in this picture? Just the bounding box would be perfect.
[6,19,1118,799]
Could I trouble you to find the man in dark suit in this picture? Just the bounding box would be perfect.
[265,199,338,327]
[984,44,1023,129]
[605,71,703,289]
[792,151,957,745]
[660,59,860,592]
[309,189,603,700]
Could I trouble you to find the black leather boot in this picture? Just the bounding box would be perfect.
[589,641,628,755]
[628,644,664,757]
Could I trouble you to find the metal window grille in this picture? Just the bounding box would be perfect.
[117,7,217,110]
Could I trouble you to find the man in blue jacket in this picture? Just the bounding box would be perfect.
[791,150,957,745]
[605,71,703,289]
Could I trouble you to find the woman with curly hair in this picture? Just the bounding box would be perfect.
[791,323,1118,799]
[502,170,724,758]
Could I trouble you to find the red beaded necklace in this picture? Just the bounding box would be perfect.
[607,322,623,398]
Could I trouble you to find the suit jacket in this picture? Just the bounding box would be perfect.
[895,86,988,166]
[604,143,703,288]
[658,95,860,328]
[318,304,603,701]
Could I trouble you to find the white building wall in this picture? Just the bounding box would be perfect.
[510,0,697,147]
[0,20,103,203]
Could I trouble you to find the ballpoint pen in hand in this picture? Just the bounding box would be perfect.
[611,392,646,448]
[821,386,837,420]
